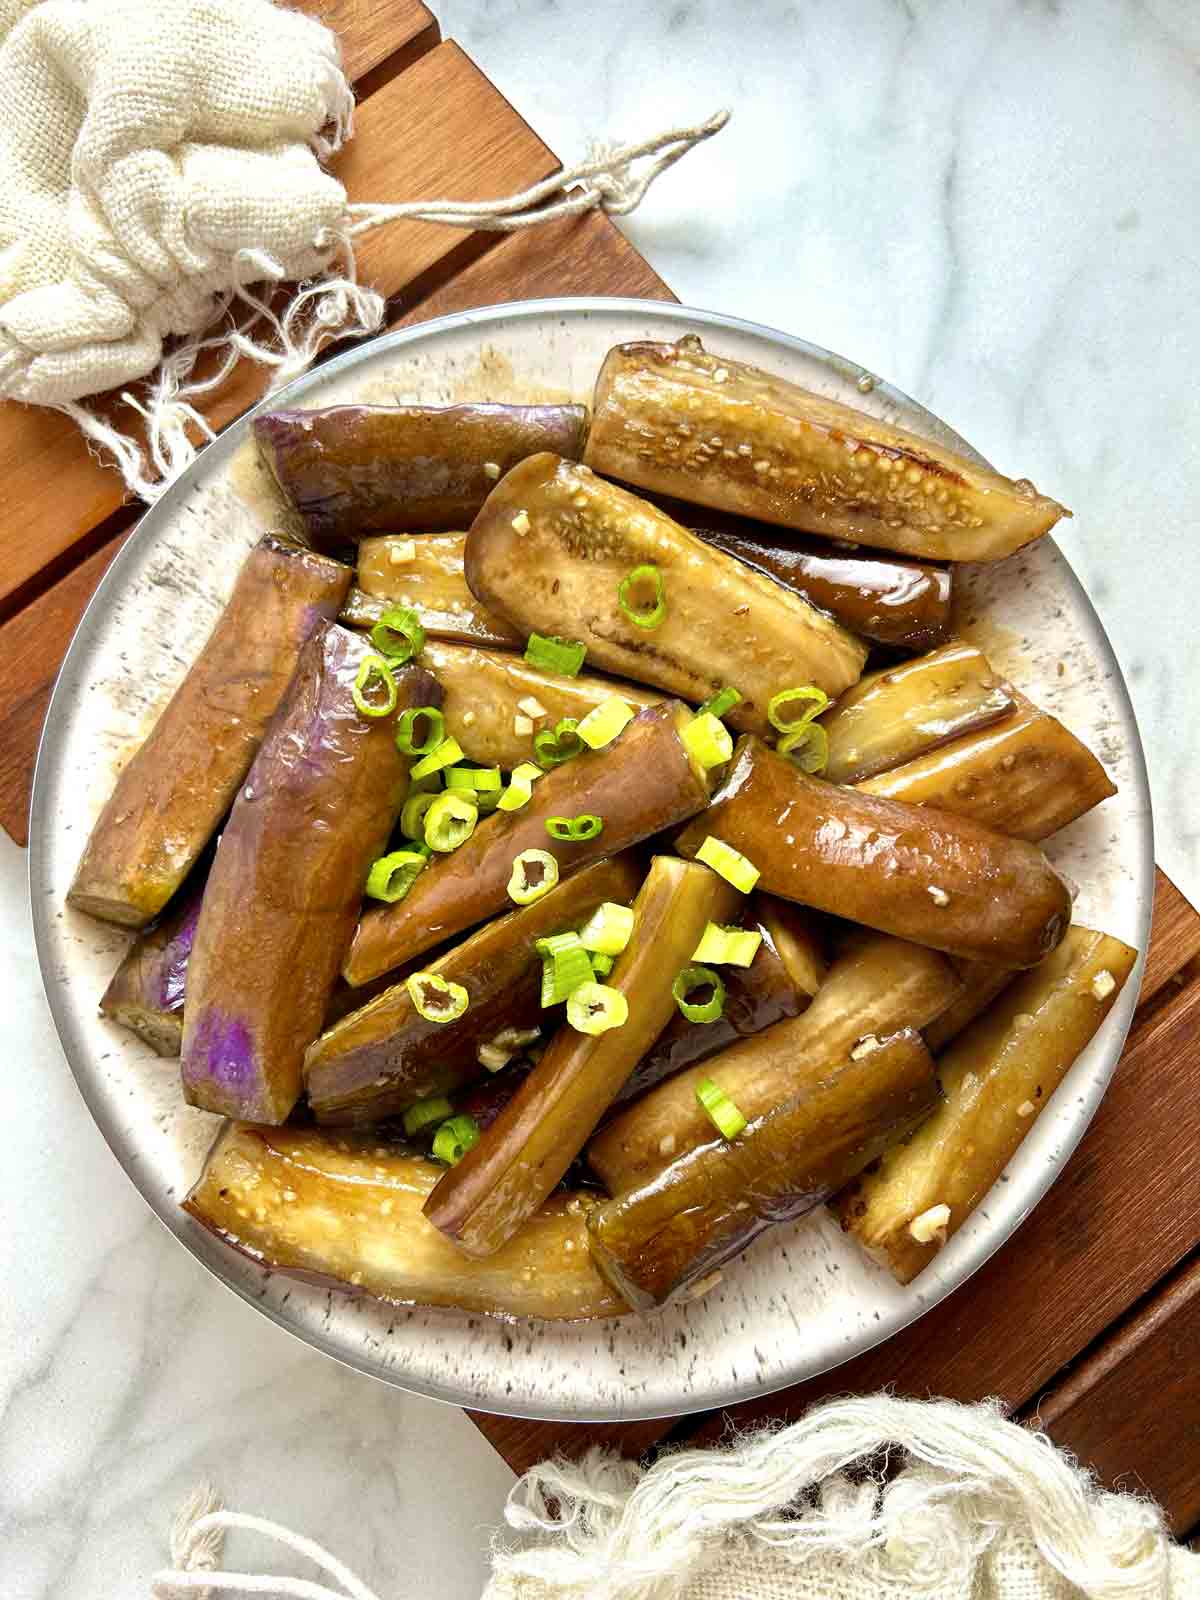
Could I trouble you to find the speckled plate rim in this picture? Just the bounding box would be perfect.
[29,297,1154,1422]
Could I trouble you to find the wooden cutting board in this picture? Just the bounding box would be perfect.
[2,2,1197,1539]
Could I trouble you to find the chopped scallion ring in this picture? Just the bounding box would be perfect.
[672,964,726,1023]
[524,633,587,677]
[767,684,829,733]
[577,901,635,956]
[696,1076,747,1139]
[370,605,425,663]
[423,791,478,853]
[576,696,634,750]
[695,835,760,893]
[507,849,560,905]
[364,849,428,903]
[497,761,543,811]
[682,711,733,771]
[544,813,603,843]
[351,654,396,719]
[692,922,763,967]
[402,1094,454,1138]
[566,981,629,1035]
[538,933,595,1006]
[431,1114,480,1165]
[406,972,469,1023]
[698,685,742,720]
[410,735,464,781]
[590,953,614,978]
[617,563,667,629]
[778,721,830,775]
[399,789,438,840]
[534,717,584,770]
[446,766,503,793]
[395,705,445,756]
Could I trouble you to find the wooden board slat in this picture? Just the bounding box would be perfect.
[1031,1252,1200,1532]
[289,0,437,83]
[0,33,553,612]
[1140,870,1200,1005]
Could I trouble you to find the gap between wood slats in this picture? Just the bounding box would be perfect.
[0,31,556,612]
[469,899,1200,1475]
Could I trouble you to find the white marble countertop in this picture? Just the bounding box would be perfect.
[4,4,1198,1595]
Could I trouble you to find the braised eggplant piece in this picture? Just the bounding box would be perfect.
[181,629,435,1123]
[185,1123,628,1321]
[589,1029,939,1309]
[68,534,351,928]
[344,701,714,986]
[584,339,1068,562]
[856,698,1116,842]
[464,454,866,733]
[922,961,1015,1053]
[353,532,522,649]
[674,739,1071,969]
[424,857,741,1257]
[688,520,952,651]
[820,641,1015,784]
[99,882,203,1056]
[421,641,659,771]
[254,403,588,549]
[837,925,1138,1283]
[589,932,960,1196]
[305,855,642,1124]
[611,896,825,1108]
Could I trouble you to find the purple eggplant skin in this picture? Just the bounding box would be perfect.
[68,534,352,929]
[305,854,643,1125]
[181,627,437,1125]
[343,700,715,987]
[586,1028,939,1310]
[254,403,589,550]
[99,882,204,1056]
[675,737,1072,970]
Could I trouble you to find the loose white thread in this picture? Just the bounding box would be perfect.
[57,111,729,505]
[151,1398,1185,1600]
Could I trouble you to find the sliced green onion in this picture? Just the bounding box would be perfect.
[400,789,438,840]
[352,655,396,719]
[778,720,830,775]
[589,952,614,978]
[672,964,726,1023]
[534,930,582,959]
[431,1114,480,1165]
[699,685,743,720]
[410,735,464,781]
[767,684,830,733]
[533,717,584,770]
[446,766,503,794]
[692,922,763,967]
[545,813,604,843]
[566,981,629,1035]
[539,936,595,1006]
[696,1076,747,1139]
[406,972,469,1023]
[402,1094,454,1138]
[682,711,733,771]
[371,605,425,663]
[695,835,760,893]
[423,791,478,853]
[477,1024,541,1073]
[524,633,587,677]
[576,696,634,750]
[395,705,444,756]
[507,849,560,905]
[577,901,635,956]
[364,849,428,903]
[497,761,543,812]
[617,563,667,630]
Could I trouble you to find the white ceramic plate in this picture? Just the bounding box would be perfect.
[30,300,1153,1421]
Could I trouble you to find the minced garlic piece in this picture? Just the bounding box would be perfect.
[927,885,950,907]
[908,1203,950,1244]
[658,1133,677,1157]
[1091,969,1116,1000]
[1017,1099,1036,1117]
[517,695,547,719]
[388,540,416,565]
[686,1270,724,1301]
[483,461,501,480]
[511,509,531,535]
[461,710,476,726]
[850,1034,881,1060]
[514,714,533,735]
